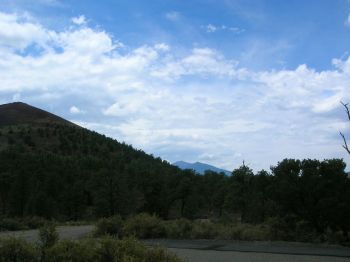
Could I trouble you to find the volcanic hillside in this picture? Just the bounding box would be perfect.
[0,102,73,127]
[0,102,187,220]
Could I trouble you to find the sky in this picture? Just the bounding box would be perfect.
[0,0,350,172]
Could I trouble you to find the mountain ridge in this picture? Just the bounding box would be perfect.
[173,160,231,175]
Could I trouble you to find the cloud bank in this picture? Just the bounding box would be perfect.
[0,11,349,171]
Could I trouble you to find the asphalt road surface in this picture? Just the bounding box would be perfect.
[0,225,94,242]
[168,248,350,262]
[1,226,350,262]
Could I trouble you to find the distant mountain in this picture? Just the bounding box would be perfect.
[0,102,73,127]
[173,161,231,175]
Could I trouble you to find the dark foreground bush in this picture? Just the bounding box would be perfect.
[39,223,59,249]
[164,219,194,239]
[95,213,346,244]
[23,217,48,229]
[0,237,39,262]
[45,239,98,262]
[0,218,27,231]
[0,236,184,262]
[97,238,183,262]
[0,217,50,232]
[123,213,166,238]
[225,224,270,241]
[94,215,123,237]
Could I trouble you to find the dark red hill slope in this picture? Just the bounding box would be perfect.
[0,102,74,127]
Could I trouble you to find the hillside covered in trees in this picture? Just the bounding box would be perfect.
[0,102,349,240]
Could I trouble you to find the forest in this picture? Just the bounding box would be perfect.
[0,119,349,242]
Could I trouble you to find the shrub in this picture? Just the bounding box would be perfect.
[191,221,219,239]
[145,247,184,262]
[164,219,193,239]
[39,223,59,249]
[324,230,347,244]
[266,216,295,241]
[98,237,146,261]
[0,217,49,232]
[240,224,270,241]
[96,237,122,262]
[222,224,244,240]
[0,237,39,262]
[45,239,98,262]
[97,237,184,262]
[295,220,320,242]
[23,217,48,229]
[94,215,123,237]
[0,218,27,231]
[123,213,165,239]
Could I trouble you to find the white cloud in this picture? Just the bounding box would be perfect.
[345,13,350,26]
[71,15,86,25]
[229,27,245,34]
[165,11,180,21]
[151,48,243,80]
[206,24,217,33]
[154,43,170,51]
[0,11,349,171]
[203,24,245,34]
[69,106,84,114]
[0,12,49,50]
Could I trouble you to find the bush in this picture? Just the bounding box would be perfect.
[39,223,59,249]
[222,224,244,240]
[0,235,184,262]
[123,213,165,239]
[45,239,98,262]
[98,237,146,261]
[145,247,184,262]
[23,217,48,229]
[191,221,219,239]
[164,219,193,239]
[94,215,123,237]
[266,216,295,241]
[0,237,39,262]
[217,223,270,241]
[97,237,183,262]
[295,220,320,242]
[0,217,49,232]
[46,237,184,262]
[324,230,347,244]
[0,218,27,231]
[240,225,270,241]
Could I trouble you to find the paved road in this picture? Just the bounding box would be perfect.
[0,225,94,242]
[2,227,350,261]
[144,239,350,258]
[169,248,350,262]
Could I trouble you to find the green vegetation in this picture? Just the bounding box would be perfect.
[0,217,49,231]
[0,237,39,262]
[0,224,183,262]
[0,103,349,244]
[94,216,124,237]
[95,213,347,243]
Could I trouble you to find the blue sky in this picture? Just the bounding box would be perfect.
[0,0,350,171]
